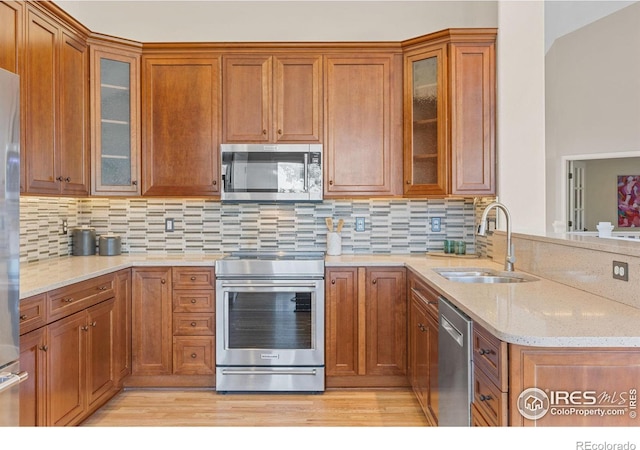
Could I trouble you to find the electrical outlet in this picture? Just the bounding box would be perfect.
[165,218,175,232]
[62,219,68,235]
[612,261,628,281]
[431,217,441,232]
[355,217,365,232]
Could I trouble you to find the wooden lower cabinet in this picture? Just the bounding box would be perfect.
[325,266,407,388]
[128,266,215,387]
[509,345,640,427]
[19,270,131,427]
[408,272,438,425]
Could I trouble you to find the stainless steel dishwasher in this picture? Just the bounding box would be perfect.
[438,296,473,426]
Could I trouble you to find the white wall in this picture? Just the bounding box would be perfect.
[545,2,640,232]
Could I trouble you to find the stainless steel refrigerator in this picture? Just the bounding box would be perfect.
[0,67,26,427]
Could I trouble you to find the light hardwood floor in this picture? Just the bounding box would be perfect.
[81,388,430,427]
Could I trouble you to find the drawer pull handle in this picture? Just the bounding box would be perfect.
[191,353,197,359]
[98,286,108,291]
[190,322,197,327]
[20,314,28,321]
[63,298,73,303]
[478,348,492,355]
[191,299,197,304]
[479,394,492,402]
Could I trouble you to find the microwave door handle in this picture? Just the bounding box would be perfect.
[304,153,309,192]
[223,163,231,192]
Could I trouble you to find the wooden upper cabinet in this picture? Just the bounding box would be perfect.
[222,54,322,143]
[0,1,23,74]
[324,53,403,197]
[90,40,141,196]
[22,3,89,196]
[141,56,221,196]
[403,29,496,196]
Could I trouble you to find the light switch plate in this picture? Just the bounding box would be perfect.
[165,218,175,232]
[431,217,441,232]
[355,217,365,232]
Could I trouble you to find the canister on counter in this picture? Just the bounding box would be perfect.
[71,226,96,256]
[98,234,122,256]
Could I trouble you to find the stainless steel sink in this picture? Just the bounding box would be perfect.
[434,268,538,284]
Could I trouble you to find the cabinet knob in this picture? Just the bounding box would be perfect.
[190,276,196,281]
[190,298,197,304]
[329,180,333,186]
[372,279,377,285]
[190,322,197,327]
[81,325,89,331]
[277,129,282,135]
[132,180,138,186]
[479,394,492,402]
[406,180,411,185]
[20,314,27,321]
[39,345,48,352]
[478,348,492,355]
[191,353,197,359]
[212,180,217,186]
[331,279,336,284]
[63,297,73,303]
[90,321,97,327]
[161,279,166,284]
[65,177,71,183]
[98,286,108,291]
[262,129,267,135]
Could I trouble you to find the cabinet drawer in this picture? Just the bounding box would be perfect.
[473,323,508,391]
[172,267,215,289]
[48,273,116,322]
[408,272,439,320]
[473,364,508,426]
[173,290,215,312]
[173,313,214,336]
[471,402,493,427]
[173,336,215,375]
[19,294,47,335]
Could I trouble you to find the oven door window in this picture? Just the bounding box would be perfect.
[223,152,307,194]
[226,291,314,349]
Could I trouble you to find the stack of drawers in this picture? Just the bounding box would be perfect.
[471,323,509,426]
[172,267,215,375]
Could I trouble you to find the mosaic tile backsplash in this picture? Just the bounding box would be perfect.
[20,197,495,263]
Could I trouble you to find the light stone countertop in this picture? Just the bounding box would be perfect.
[20,252,640,348]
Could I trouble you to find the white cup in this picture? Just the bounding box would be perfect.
[327,232,342,256]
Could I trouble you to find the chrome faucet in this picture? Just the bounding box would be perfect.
[478,201,515,272]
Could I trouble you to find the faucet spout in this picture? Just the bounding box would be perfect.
[478,201,515,272]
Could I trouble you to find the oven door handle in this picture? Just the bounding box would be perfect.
[219,282,320,289]
[220,368,318,376]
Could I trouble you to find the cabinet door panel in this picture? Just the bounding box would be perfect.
[0,1,22,74]
[131,268,173,375]
[86,298,115,408]
[142,58,220,195]
[47,311,86,427]
[325,55,401,196]
[58,30,89,196]
[365,268,406,376]
[274,56,322,142]
[222,55,271,142]
[113,269,132,383]
[24,7,58,194]
[19,328,47,427]
[450,42,495,195]
[325,267,359,376]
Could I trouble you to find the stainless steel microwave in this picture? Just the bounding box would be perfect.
[220,144,323,202]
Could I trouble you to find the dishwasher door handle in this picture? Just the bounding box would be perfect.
[441,316,464,347]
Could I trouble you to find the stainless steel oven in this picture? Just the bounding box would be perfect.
[215,251,325,392]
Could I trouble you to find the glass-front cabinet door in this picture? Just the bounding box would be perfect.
[90,44,140,195]
[403,45,447,196]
